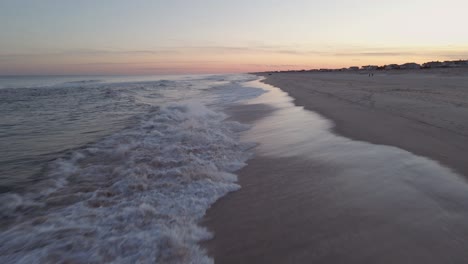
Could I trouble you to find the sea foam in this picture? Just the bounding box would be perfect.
[0,100,253,263]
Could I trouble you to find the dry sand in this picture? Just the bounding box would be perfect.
[203,71,468,263]
[261,69,468,177]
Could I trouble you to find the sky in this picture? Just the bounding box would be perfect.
[1,0,468,75]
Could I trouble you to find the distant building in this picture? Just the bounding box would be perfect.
[421,60,468,68]
[348,66,359,71]
[452,60,468,67]
[384,64,400,70]
[361,65,378,70]
[422,61,443,68]
[442,61,453,67]
[442,61,459,68]
[400,63,421,69]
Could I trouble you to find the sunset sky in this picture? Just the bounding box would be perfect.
[1,0,468,75]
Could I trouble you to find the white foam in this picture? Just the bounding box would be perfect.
[0,101,253,263]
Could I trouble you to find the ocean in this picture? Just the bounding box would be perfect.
[4,73,468,264]
[0,74,264,263]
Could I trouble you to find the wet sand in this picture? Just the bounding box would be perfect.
[204,75,468,263]
[260,70,468,177]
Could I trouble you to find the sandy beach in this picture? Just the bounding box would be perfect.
[5,1,468,263]
[204,71,468,263]
[260,70,468,177]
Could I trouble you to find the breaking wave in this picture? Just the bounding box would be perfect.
[0,101,253,263]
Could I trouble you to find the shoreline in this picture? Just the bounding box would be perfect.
[204,75,468,263]
[259,70,468,177]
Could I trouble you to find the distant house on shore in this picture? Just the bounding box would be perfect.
[384,64,399,70]
[442,61,459,68]
[452,60,468,67]
[400,63,421,69]
[422,61,443,68]
[348,66,359,71]
[361,65,378,70]
[422,60,468,68]
[442,61,453,67]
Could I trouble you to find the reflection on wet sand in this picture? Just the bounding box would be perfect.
[205,79,468,264]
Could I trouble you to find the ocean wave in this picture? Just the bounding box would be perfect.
[0,101,253,263]
[205,83,267,105]
[63,79,103,85]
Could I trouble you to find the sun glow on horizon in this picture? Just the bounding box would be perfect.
[1,0,468,75]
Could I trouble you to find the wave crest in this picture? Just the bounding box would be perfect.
[0,101,253,264]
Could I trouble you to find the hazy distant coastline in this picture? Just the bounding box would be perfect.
[259,59,468,73]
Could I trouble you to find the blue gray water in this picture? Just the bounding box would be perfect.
[5,74,468,264]
[0,74,263,263]
[0,74,256,192]
[1,76,151,192]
